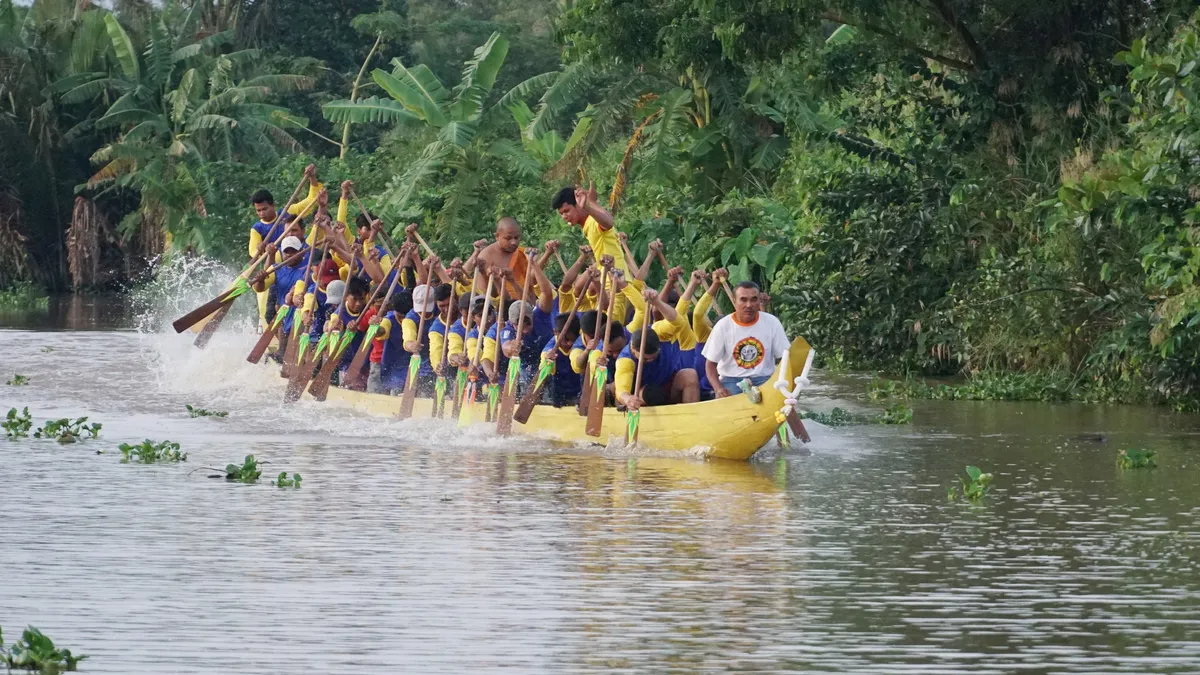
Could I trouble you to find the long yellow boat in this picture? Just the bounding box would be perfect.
[306,337,812,461]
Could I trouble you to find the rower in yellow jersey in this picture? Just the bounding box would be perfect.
[553,183,628,321]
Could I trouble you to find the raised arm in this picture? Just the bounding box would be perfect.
[576,183,614,230]
[462,238,488,279]
[560,244,591,292]
[642,287,678,324]
[528,246,555,313]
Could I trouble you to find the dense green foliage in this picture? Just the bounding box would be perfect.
[4,0,1200,406]
[1,625,87,673]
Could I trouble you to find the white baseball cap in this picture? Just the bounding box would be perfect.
[324,280,346,305]
[280,236,303,252]
[412,285,436,313]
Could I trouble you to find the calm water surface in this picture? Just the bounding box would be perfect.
[2,296,1200,673]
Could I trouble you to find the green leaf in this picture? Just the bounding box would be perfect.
[322,96,420,125]
[965,465,982,481]
[104,13,140,81]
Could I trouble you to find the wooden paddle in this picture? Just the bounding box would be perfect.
[575,268,607,418]
[252,236,326,366]
[342,252,406,391]
[460,273,496,422]
[307,264,390,402]
[398,260,435,420]
[585,271,619,437]
[172,174,309,333]
[284,288,347,403]
[514,307,577,425]
[496,249,536,436]
[431,265,461,418]
[625,300,653,446]
[451,269,483,420]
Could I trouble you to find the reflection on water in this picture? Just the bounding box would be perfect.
[1,302,1200,673]
[0,293,135,331]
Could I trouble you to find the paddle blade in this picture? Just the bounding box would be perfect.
[307,349,341,401]
[514,361,553,425]
[624,409,641,446]
[397,356,422,420]
[284,352,316,403]
[174,293,231,334]
[433,375,448,418]
[247,323,278,364]
[576,369,592,417]
[496,359,522,435]
[786,409,811,444]
[584,367,607,437]
[342,331,375,391]
[485,383,501,423]
[193,302,232,349]
[451,368,468,419]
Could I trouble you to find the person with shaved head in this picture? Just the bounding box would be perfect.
[465,216,528,301]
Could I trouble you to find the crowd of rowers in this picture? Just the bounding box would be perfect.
[248,165,793,412]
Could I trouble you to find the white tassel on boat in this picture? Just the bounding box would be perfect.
[774,348,814,424]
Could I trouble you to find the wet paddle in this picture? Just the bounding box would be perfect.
[460,273,496,423]
[284,294,344,404]
[625,302,653,446]
[251,237,326,366]
[496,250,536,436]
[172,174,309,333]
[514,306,577,425]
[398,259,435,420]
[307,264,390,402]
[450,269,483,420]
[585,269,618,437]
[280,239,330,377]
[431,265,462,418]
[342,245,410,390]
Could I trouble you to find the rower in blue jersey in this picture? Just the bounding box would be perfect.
[614,288,700,411]
[369,290,414,394]
[539,313,583,406]
[251,235,310,334]
[486,254,556,393]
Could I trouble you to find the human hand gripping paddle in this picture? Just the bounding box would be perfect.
[774,347,814,445]
[284,290,346,404]
[496,248,537,436]
[173,171,310,334]
[398,254,436,420]
[280,232,333,378]
[200,247,306,350]
[460,272,497,423]
[585,264,619,438]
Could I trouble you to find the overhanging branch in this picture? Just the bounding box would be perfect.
[822,12,979,73]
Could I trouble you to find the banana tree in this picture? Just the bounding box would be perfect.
[323,32,534,237]
[54,11,313,251]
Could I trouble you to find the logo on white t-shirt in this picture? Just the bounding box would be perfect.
[733,336,765,369]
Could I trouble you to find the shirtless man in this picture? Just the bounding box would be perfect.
[465,217,527,301]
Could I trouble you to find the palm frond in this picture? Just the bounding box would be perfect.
[439,120,477,148]
[489,139,541,179]
[374,66,447,126]
[103,13,140,81]
[323,96,420,125]
[242,74,315,93]
[496,71,560,112]
[96,106,155,130]
[122,118,169,142]
[386,140,455,211]
[146,19,173,91]
[527,61,601,140]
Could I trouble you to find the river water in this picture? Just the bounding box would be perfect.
[3,293,1200,673]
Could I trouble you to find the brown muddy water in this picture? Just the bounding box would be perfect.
[2,292,1200,673]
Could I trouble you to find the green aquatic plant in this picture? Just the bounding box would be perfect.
[1117,448,1157,470]
[801,405,913,427]
[33,418,101,444]
[877,404,913,425]
[0,282,50,312]
[1,625,87,673]
[222,455,262,483]
[7,374,29,386]
[40,347,54,354]
[272,471,302,487]
[186,405,228,418]
[4,408,33,439]
[119,440,187,463]
[947,466,993,502]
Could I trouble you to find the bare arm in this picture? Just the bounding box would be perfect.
[528,248,555,313]
[577,183,614,230]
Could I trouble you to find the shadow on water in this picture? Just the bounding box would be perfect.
[2,292,1200,673]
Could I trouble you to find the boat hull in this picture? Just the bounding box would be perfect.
[309,337,813,461]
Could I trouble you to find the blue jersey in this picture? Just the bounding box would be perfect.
[335,304,367,369]
[269,251,310,333]
[541,335,581,400]
[378,309,412,391]
[403,309,436,376]
[693,342,712,393]
[251,211,282,240]
[618,339,686,388]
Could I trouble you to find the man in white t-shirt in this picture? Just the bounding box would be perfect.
[702,281,790,398]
